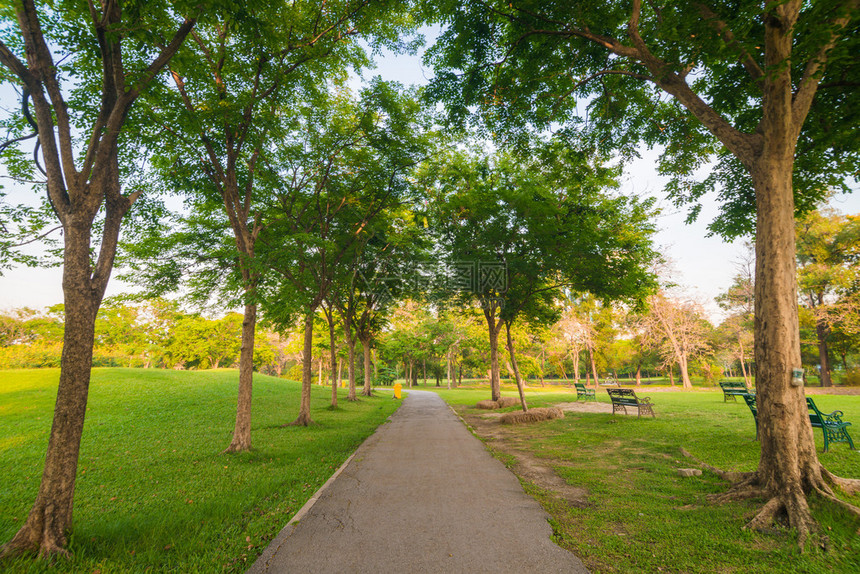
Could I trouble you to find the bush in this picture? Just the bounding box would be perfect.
[841,369,860,387]
[376,366,397,386]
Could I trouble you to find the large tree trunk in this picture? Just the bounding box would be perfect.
[291,311,315,426]
[361,336,373,396]
[225,302,256,452]
[733,148,824,539]
[505,323,529,412]
[3,238,100,557]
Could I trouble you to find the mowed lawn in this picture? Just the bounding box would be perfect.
[427,385,860,574]
[0,368,399,573]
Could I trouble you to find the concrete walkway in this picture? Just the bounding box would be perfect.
[247,390,588,574]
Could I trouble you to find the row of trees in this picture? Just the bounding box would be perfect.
[1,0,858,557]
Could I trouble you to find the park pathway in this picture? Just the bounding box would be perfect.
[247,390,588,574]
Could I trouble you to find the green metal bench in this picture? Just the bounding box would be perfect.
[574,382,596,402]
[607,388,655,418]
[742,393,758,439]
[719,380,751,402]
[742,394,856,452]
[807,397,856,453]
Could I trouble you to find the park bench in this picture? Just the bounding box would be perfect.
[742,393,758,439]
[607,388,655,418]
[719,380,752,402]
[807,397,856,453]
[599,376,620,387]
[742,394,856,452]
[574,382,596,402]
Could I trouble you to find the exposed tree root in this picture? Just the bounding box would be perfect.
[820,466,860,496]
[286,413,315,427]
[814,487,860,520]
[679,447,754,484]
[1,507,71,561]
[223,437,252,454]
[680,448,860,550]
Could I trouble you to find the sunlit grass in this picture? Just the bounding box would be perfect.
[425,385,860,573]
[0,368,399,573]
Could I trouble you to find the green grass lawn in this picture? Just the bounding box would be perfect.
[423,385,860,574]
[0,368,400,573]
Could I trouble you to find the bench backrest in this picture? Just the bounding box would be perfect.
[574,383,587,390]
[719,381,747,390]
[607,388,639,403]
[742,393,757,417]
[806,397,832,428]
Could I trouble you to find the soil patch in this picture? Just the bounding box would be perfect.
[457,406,589,509]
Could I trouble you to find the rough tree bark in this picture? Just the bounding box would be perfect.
[291,311,316,426]
[0,1,196,557]
[225,301,256,452]
[483,303,503,401]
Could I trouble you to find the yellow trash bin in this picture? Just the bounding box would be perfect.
[393,383,402,399]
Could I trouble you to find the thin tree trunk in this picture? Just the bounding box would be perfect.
[345,329,357,401]
[225,302,256,452]
[325,306,338,408]
[669,367,675,386]
[635,364,642,386]
[446,351,452,390]
[291,311,315,426]
[812,295,832,387]
[486,315,502,401]
[679,354,693,390]
[539,348,545,386]
[505,323,529,412]
[588,345,599,388]
[423,358,427,386]
[361,337,372,396]
[739,341,750,387]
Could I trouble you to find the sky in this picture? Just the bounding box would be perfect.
[1,30,859,322]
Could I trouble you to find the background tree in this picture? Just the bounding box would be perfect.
[0,0,206,556]
[716,252,756,387]
[639,293,713,390]
[260,82,425,424]
[429,140,657,408]
[425,0,860,538]
[795,207,860,387]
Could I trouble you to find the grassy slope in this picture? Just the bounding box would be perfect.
[0,368,399,573]
[425,385,860,574]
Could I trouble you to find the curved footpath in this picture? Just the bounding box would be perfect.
[247,390,587,574]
